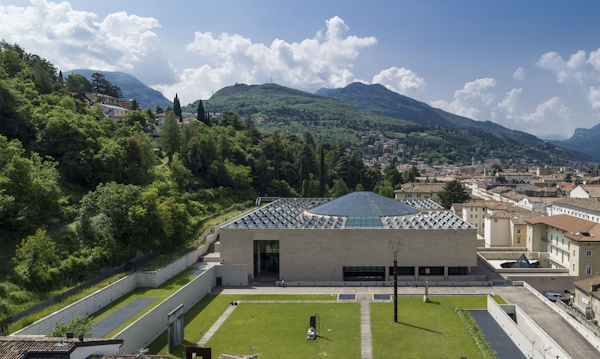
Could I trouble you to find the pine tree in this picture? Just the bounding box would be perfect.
[319,146,326,197]
[197,99,205,124]
[130,98,139,111]
[160,112,181,163]
[91,72,105,93]
[58,71,63,85]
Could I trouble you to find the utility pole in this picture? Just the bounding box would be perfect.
[388,239,401,323]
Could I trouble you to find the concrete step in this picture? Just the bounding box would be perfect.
[201,252,221,262]
[213,241,220,252]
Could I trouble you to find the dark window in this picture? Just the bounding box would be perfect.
[419,267,444,275]
[343,266,385,281]
[448,266,468,275]
[388,266,415,276]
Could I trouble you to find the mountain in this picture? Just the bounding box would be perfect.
[67,69,172,110]
[180,82,582,165]
[315,87,343,97]
[325,82,543,147]
[555,123,600,159]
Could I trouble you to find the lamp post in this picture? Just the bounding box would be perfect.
[388,239,401,323]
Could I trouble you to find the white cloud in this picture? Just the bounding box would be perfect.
[513,67,526,81]
[536,50,588,83]
[372,66,425,94]
[156,16,377,103]
[517,97,572,124]
[491,88,522,120]
[589,86,600,110]
[0,0,176,85]
[430,78,497,120]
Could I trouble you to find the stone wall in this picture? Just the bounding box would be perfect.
[116,267,216,354]
[215,265,248,286]
[508,275,577,294]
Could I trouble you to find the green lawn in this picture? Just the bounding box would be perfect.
[371,296,487,359]
[90,268,197,338]
[493,295,507,305]
[148,294,337,358]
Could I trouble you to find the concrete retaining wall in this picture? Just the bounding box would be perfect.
[215,265,248,286]
[513,303,569,358]
[523,282,600,352]
[508,275,577,294]
[12,275,137,336]
[115,267,216,354]
[278,279,492,287]
[486,296,545,359]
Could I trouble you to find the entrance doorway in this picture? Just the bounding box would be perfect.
[254,240,280,278]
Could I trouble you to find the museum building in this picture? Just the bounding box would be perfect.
[219,192,477,283]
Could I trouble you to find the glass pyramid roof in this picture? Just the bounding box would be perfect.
[512,254,533,269]
[307,191,420,217]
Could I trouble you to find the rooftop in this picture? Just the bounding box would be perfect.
[308,192,419,217]
[397,198,442,210]
[526,214,600,241]
[0,336,123,359]
[394,183,445,193]
[554,198,600,213]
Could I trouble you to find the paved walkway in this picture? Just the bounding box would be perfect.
[197,305,237,347]
[360,299,373,359]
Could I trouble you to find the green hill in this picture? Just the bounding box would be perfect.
[182,83,580,165]
[68,69,172,110]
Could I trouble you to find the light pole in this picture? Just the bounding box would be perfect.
[388,239,401,323]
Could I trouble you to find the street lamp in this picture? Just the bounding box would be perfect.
[388,239,401,323]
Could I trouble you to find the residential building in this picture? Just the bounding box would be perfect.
[451,203,463,218]
[484,211,542,248]
[394,183,446,203]
[526,215,600,278]
[496,172,535,181]
[551,198,600,223]
[518,197,547,213]
[571,184,600,199]
[573,277,600,320]
[98,104,128,123]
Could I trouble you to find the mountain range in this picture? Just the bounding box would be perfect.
[67,69,172,110]
[554,123,600,159]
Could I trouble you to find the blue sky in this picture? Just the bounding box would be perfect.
[1,0,599,139]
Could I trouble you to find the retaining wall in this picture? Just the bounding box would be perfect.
[486,296,545,359]
[215,265,248,286]
[556,300,600,335]
[115,267,216,354]
[509,275,577,294]
[523,282,600,352]
[12,275,137,336]
[513,303,569,358]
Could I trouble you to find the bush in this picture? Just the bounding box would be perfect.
[455,307,498,359]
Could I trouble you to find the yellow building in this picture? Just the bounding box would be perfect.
[394,183,446,203]
[526,215,600,278]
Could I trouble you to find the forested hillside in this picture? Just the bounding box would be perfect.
[0,43,399,321]
[183,83,578,165]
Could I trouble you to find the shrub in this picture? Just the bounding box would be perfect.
[455,307,498,359]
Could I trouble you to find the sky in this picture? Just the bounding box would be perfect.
[1,0,600,140]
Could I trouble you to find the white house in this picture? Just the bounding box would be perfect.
[571,184,600,199]
[517,196,547,213]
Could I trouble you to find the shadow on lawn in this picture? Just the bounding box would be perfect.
[397,322,441,334]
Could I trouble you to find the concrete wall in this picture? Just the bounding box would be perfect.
[280,278,491,287]
[513,303,569,358]
[523,282,600,352]
[13,275,137,336]
[116,267,217,354]
[215,265,248,286]
[485,217,510,247]
[507,275,577,293]
[220,228,477,282]
[486,296,544,359]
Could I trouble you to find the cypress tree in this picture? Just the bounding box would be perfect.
[58,71,63,85]
[319,146,326,197]
[197,99,206,124]
[173,94,182,118]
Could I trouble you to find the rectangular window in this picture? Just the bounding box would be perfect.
[470,214,473,219]
[587,250,592,257]
[517,229,521,234]
[475,214,478,218]
[587,264,592,276]
[517,236,521,244]
[494,219,497,223]
[573,250,576,256]
[573,263,576,272]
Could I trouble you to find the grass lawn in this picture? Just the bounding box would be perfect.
[371,296,487,359]
[90,268,197,338]
[492,295,507,304]
[206,302,360,359]
[149,294,337,358]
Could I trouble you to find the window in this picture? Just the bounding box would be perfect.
[587,264,593,276]
[470,214,473,219]
[573,263,576,272]
[475,215,478,218]
[517,236,521,244]
[494,219,497,223]
[573,250,576,256]
[587,250,593,257]
[517,229,521,234]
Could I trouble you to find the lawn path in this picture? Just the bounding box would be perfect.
[197,305,237,347]
[360,296,373,359]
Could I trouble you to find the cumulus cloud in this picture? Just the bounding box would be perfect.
[513,67,526,81]
[536,50,588,83]
[0,0,176,86]
[155,16,377,103]
[491,88,522,120]
[517,97,572,124]
[589,87,600,110]
[372,67,425,94]
[430,78,497,120]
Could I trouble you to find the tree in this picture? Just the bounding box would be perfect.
[58,70,63,85]
[173,93,182,118]
[565,173,573,183]
[91,72,106,93]
[404,165,420,183]
[65,74,92,94]
[130,98,139,111]
[155,104,164,114]
[331,179,349,198]
[123,110,146,127]
[384,158,403,188]
[160,112,181,162]
[319,146,326,197]
[13,229,61,291]
[438,179,471,209]
[376,180,394,198]
[184,136,202,174]
[51,316,93,338]
[197,99,206,125]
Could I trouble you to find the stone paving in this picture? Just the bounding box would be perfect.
[197,305,237,347]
